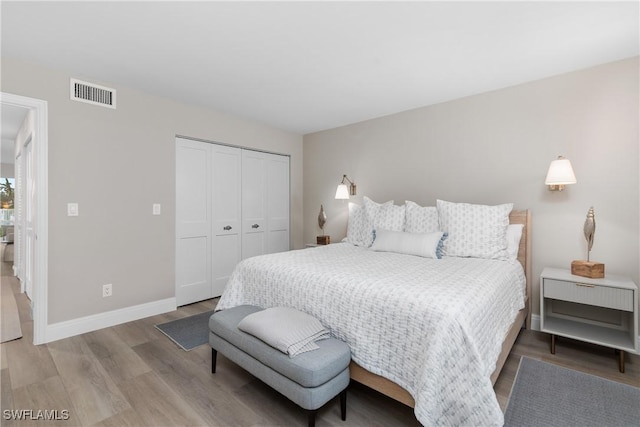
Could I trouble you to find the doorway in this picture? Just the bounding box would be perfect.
[0,92,48,345]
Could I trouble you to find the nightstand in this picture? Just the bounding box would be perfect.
[540,267,638,372]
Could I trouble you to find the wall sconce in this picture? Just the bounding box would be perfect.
[335,174,356,199]
[545,156,576,191]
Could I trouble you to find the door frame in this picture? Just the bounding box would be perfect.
[1,92,48,345]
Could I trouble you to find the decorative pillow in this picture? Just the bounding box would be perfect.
[436,199,513,260]
[506,223,524,261]
[404,201,439,233]
[346,203,367,247]
[362,196,396,246]
[371,229,447,259]
[370,202,405,231]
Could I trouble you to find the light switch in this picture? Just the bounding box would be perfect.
[67,203,79,217]
[153,203,161,215]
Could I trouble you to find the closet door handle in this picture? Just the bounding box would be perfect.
[223,225,232,231]
[252,224,260,229]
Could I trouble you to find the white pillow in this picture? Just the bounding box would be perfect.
[436,199,513,260]
[362,196,396,247]
[371,229,446,259]
[346,203,368,247]
[506,223,524,261]
[404,200,439,233]
[370,201,405,231]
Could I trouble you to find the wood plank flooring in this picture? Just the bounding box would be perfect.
[1,258,638,426]
[0,244,21,343]
[0,276,21,343]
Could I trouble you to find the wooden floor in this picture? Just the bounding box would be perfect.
[1,257,638,426]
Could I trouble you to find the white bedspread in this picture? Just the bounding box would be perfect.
[217,243,526,426]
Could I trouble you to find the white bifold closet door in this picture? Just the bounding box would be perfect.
[176,137,289,306]
[211,144,242,299]
[266,153,290,254]
[241,150,290,257]
[241,150,267,260]
[176,139,213,306]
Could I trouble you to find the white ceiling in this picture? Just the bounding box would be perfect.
[1,1,638,135]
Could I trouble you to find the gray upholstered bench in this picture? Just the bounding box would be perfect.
[209,305,350,427]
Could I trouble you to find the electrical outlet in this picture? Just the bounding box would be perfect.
[102,283,112,297]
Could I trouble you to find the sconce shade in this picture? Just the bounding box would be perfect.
[545,156,576,191]
[335,184,350,199]
[335,174,356,199]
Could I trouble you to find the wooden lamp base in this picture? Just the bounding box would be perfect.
[571,260,604,278]
[316,235,330,245]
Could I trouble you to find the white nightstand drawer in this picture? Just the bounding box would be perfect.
[543,278,634,311]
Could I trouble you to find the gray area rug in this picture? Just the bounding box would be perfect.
[155,310,214,351]
[504,357,640,427]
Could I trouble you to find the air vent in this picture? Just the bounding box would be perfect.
[70,78,116,109]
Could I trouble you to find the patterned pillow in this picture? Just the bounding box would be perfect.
[506,224,524,261]
[346,203,368,247]
[404,201,439,233]
[362,197,397,247]
[436,199,513,260]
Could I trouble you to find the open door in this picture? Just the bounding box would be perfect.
[1,92,48,344]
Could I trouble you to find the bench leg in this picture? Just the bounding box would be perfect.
[340,389,347,421]
[211,348,217,374]
[307,409,317,427]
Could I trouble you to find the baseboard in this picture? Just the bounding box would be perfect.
[529,313,639,355]
[530,314,541,331]
[45,297,176,343]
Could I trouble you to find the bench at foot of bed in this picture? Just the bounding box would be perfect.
[209,305,351,427]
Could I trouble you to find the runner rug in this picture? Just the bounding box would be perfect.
[155,310,214,351]
[504,356,640,426]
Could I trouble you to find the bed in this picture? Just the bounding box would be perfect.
[217,200,531,426]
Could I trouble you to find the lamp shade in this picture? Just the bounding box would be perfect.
[335,184,350,199]
[545,157,577,185]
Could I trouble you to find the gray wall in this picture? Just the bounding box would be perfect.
[303,57,639,323]
[2,54,638,330]
[1,57,304,324]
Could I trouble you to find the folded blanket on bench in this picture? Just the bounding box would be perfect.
[238,307,330,357]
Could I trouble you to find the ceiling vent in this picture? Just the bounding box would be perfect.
[70,78,116,109]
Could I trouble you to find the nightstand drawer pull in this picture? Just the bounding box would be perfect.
[575,283,595,288]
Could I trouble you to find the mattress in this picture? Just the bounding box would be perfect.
[217,242,526,426]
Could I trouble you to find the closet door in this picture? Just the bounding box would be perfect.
[211,144,242,297]
[266,153,290,254]
[175,138,212,306]
[241,150,267,259]
[176,140,290,305]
